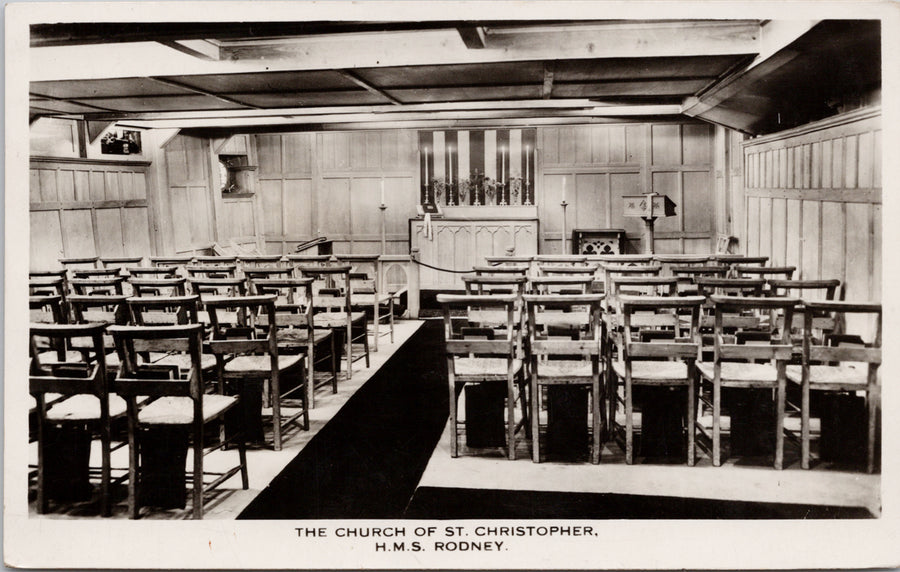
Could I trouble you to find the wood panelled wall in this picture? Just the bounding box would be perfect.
[29,157,153,268]
[742,107,882,302]
[162,134,217,254]
[540,122,715,254]
[255,130,418,255]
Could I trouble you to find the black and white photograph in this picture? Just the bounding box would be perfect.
[5,1,900,569]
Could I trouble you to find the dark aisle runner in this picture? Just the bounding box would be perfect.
[238,320,448,519]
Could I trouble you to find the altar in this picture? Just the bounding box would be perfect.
[410,206,539,289]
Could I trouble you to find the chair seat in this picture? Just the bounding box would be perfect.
[138,394,238,425]
[696,361,779,383]
[36,350,86,363]
[223,354,304,373]
[30,392,64,412]
[152,352,217,371]
[453,357,523,380]
[785,364,870,387]
[275,328,331,345]
[536,360,598,379]
[612,360,689,380]
[46,394,128,421]
[350,294,392,305]
[313,312,366,328]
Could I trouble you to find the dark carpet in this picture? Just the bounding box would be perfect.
[238,320,449,519]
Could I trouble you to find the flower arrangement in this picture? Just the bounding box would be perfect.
[429,178,446,205]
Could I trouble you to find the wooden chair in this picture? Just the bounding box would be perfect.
[126,266,179,279]
[734,265,795,282]
[472,264,530,277]
[484,255,534,267]
[767,279,841,301]
[188,277,248,298]
[786,301,881,472]
[100,256,144,270]
[29,322,117,516]
[525,293,605,464]
[109,323,248,519]
[610,295,705,465]
[69,277,125,296]
[59,256,100,273]
[30,275,69,317]
[695,295,799,469]
[193,255,238,266]
[438,293,527,460]
[653,254,711,269]
[534,255,588,266]
[591,254,655,266]
[129,277,188,297]
[244,266,297,288]
[601,264,662,301]
[128,295,200,326]
[185,264,238,280]
[695,277,766,298]
[711,255,769,270]
[285,254,334,269]
[149,255,194,268]
[68,295,130,368]
[72,268,123,279]
[204,295,308,450]
[463,275,528,296]
[238,255,286,269]
[537,263,599,277]
[671,265,729,294]
[335,254,395,352]
[250,278,338,409]
[527,275,593,295]
[298,264,370,381]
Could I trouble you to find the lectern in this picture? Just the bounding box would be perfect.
[622,193,676,254]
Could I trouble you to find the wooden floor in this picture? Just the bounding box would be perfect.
[28,320,425,520]
[417,416,881,516]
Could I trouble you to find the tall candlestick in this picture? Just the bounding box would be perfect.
[380,178,385,204]
[449,146,455,205]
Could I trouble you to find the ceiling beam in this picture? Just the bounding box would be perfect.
[31,21,761,82]
[157,39,220,61]
[73,98,606,122]
[112,104,684,130]
[335,70,403,105]
[457,26,486,49]
[145,76,263,110]
[29,92,119,113]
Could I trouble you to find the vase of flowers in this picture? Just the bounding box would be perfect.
[510,177,522,205]
[483,176,497,205]
[430,178,446,205]
[458,178,470,205]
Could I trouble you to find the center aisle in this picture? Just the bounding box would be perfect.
[238,320,448,519]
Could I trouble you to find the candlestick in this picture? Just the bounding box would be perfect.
[561,199,569,254]
[448,146,454,205]
[380,203,387,255]
[380,178,385,205]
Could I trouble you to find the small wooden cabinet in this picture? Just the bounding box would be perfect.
[571,228,626,255]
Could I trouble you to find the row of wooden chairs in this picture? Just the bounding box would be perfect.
[438,285,881,473]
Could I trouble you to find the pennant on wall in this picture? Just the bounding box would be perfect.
[418,129,536,206]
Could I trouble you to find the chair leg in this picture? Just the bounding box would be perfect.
[712,374,721,467]
[362,316,370,368]
[330,334,338,393]
[687,375,696,467]
[507,374,516,461]
[448,362,458,458]
[591,368,601,465]
[271,369,282,451]
[867,388,878,474]
[237,402,250,490]
[800,378,810,470]
[100,417,112,517]
[388,299,395,343]
[373,301,380,352]
[624,373,633,465]
[127,405,140,520]
[36,415,48,514]
[345,322,353,380]
[531,373,541,463]
[775,369,786,470]
[192,419,203,519]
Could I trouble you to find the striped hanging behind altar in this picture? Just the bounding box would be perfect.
[418,129,536,206]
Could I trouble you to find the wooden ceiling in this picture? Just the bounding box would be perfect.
[29,19,881,135]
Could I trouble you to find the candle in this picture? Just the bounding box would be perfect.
[525,145,530,184]
[562,176,567,202]
[448,146,454,205]
[424,147,429,183]
[380,179,385,204]
[501,146,506,184]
